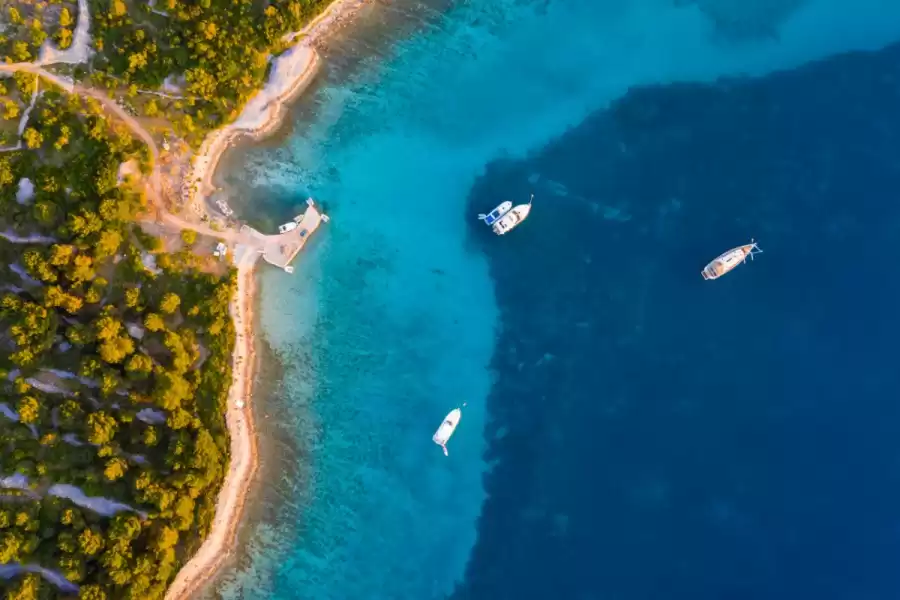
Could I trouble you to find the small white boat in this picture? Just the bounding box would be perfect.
[701,240,762,280]
[278,221,298,234]
[492,195,533,235]
[433,407,463,456]
[478,201,513,226]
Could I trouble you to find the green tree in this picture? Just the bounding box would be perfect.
[8,7,23,25]
[22,127,42,149]
[124,287,141,309]
[125,353,152,377]
[103,457,128,482]
[67,210,103,239]
[153,525,178,552]
[167,407,193,430]
[60,508,85,529]
[109,513,141,542]
[16,396,40,424]
[67,255,95,283]
[11,42,31,63]
[0,156,13,187]
[58,400,84,426]
[142,426,159,447]
[172,494,195,531]
[99,334,135,364]
[78,584,108,600]
[86,411,117,445]
[94,229,122,259]
[159,293,181,314]
[66,323,94,346]
[23,249,57,283]
[143,313,165,332]
[0,530,23,563]
[4,572,40,600]
[78,527,105,556]
[55,124,72,150]
[45,285,84,314]
[93,313,123,341]
[180,229,197,246]
[57,27,73,50]
[2,99,19,121]
[152,371,191,410]
[59,7,73,26]
[49,244,76,267]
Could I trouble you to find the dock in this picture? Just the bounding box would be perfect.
[260,198,329,273]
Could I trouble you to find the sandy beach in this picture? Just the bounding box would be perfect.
[164,249,260,600]
[184,0,372,214]
[164,1,369,598]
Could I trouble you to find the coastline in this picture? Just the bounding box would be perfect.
[163,253,260,600]
[184,0,371,215]
[165,0,370,598]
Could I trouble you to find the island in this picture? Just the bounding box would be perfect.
[0,0,359,597]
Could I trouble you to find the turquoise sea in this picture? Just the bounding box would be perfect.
[214,1,900,598]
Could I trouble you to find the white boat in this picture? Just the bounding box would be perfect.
[278,221,298,234]
[492,195,533,235]
[478,201,513,226]
[433,407,462,456]
[701,240,762,280]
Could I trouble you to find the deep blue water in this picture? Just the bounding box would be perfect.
[212,0,900,598]
[460,42,900,600]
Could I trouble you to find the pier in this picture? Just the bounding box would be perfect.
[147,198,329,275]
[259,199,329,272]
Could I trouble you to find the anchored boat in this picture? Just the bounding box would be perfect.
[492,195,533,235]
[701,240,762,280]
[433,406,464,456]
[478,201,513,226]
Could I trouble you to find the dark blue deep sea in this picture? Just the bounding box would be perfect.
[461,41,900,600]
[215,1,900,598]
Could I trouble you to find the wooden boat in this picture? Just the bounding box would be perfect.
[492,195,533,235]
[478,201,513,226]
[433,406,463,456]
[701,240,762,280]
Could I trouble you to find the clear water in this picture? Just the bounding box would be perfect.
[214,1,900,598]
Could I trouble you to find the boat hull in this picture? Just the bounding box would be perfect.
[482,201,513,226]
[433,408,462,455]
[701,243,758,280]
[492,204,532,235]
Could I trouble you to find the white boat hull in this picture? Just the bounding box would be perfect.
[480,201,513,226]
[701,242,762,280]
[433,408,462,456]
[492,204,531,235]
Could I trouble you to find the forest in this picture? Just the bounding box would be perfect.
[87,0,335,143]
[0,73,235,599]
[0,0,345,594]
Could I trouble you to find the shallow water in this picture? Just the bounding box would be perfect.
[215,0,900,598]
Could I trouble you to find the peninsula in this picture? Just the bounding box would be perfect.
[0,0,363,596]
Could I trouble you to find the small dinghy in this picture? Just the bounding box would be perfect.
[433,405,464,456]
[701,240,762,280]
[478,201,513,226]
[492,195,533,235]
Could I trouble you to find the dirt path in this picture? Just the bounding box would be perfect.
[0,62,163,199]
